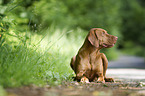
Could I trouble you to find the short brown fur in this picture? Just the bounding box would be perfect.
[70,28,118,83]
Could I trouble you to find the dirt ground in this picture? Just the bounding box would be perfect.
[5,78,145,96]
[5,56,145,96]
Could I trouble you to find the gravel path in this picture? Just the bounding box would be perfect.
[107,55,145,80]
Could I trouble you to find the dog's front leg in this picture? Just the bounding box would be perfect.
[102,53,114,82]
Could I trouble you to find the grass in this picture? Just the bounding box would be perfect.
[0,27,87,87]
[0,26,119,87]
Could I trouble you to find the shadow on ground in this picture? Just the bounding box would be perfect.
[108,55,145,69]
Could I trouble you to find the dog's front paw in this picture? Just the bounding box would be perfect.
[80,76,90,83]
[105,78,114,82]
[97,77,105,83]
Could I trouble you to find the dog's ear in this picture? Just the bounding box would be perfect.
[88,29,99,48]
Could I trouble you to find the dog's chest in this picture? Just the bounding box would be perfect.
[89,53,103,70]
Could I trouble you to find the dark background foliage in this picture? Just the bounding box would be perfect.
[1,0,145,57]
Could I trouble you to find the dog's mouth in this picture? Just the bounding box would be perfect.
[102,43,114,48]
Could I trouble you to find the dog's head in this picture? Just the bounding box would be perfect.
[88,28,118,48]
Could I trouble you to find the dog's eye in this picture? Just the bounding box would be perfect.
[102,31,105,36]
[102,31,105,34]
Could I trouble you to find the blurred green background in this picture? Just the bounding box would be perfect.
[0,0,145,87]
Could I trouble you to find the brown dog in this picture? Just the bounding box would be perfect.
[70,28,118,83]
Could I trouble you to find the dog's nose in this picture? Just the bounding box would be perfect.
[114,36,118,40]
